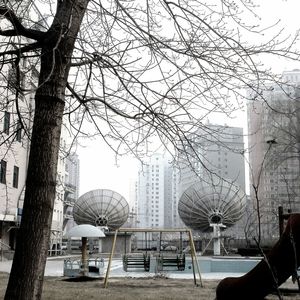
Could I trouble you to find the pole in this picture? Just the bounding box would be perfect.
[278,206,284,237]
[103,230,118,288]
[124,231,127,255]
[188,230,203,287]
[81,237,88,276]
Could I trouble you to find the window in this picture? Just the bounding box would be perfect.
[3,111,10,134]
[13,166,19,188]
[7,67,17,91]
[16,122,22,142]
[0,160,7,184]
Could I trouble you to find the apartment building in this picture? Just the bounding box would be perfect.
[0,57,74,256]
[247,70,300,241]
[136,154,167,229]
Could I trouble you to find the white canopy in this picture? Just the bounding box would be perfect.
[64,224,105,238]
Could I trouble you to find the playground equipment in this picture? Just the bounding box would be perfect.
[123,253,151,272]
[156,253,186,272]
[73,189,129,230]
[64,257,105,278]
[104,228,203,288]
[216,213,300,300]
[178,177,246,255]
[64,224,105,278]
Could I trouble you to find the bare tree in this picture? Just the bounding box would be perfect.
[0,0,300,299]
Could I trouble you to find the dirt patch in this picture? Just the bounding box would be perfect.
[0,273,299,299]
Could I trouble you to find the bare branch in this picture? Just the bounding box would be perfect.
[0,6,45,41]
[0,42,41,57]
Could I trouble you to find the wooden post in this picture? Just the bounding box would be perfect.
[188,230,203,287]
[103,230,118,288]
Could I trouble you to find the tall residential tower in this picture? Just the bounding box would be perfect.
[247,70,300,241]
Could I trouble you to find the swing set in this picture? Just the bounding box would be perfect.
[103,228,202,288]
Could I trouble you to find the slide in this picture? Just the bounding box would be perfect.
[216,213,300,300]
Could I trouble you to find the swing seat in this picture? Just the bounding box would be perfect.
[157,253,185,271]
[122,253,150,272]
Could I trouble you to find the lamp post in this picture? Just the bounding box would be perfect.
[253,136,277,245]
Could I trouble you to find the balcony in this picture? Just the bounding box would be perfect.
[64,183,76,194]
[64,197,75,207]
[64,212,73,220]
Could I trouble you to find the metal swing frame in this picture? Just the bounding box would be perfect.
[103,228,203,288]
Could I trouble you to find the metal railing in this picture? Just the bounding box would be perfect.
[0,241,11,261]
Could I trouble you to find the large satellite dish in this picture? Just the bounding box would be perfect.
[178,177,246,232]
[73,189,129,230]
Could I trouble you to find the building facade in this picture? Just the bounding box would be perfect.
[247,70,300,242]
[0,59,77,257]
[63,153,80,233]
[0,53,37,252]
[135,125,246,238]
[136,154,168,229]
[175,124,246,239]
[177,123,245,195]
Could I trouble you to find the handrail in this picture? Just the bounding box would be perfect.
[0,241,11,250]
[0,240,11,261]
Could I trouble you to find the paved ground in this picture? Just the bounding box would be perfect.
[0,256,245,279]
[0,255,296,286]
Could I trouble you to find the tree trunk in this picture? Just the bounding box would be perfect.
[4,1,89,299]
[5,95,65,300]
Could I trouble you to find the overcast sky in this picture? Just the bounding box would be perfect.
[77,0,300,204]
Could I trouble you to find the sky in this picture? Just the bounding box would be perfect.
[77,0,300,204]
[77,140,138,205]
[257,0,300,72]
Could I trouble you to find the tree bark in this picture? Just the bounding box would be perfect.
[4,1,90,299]
[5,96,65,300]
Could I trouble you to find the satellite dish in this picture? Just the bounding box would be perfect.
[178,177,246,232]
[73,189,129,230]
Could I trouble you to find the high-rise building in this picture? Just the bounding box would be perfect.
[247,70,300,242]
[177,124,246,195]
[135,125,246,236]
[135,153,179,248]
[136,154,169,229]
[174,124,246,238]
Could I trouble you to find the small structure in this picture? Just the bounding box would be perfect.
[64,224,105,278]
